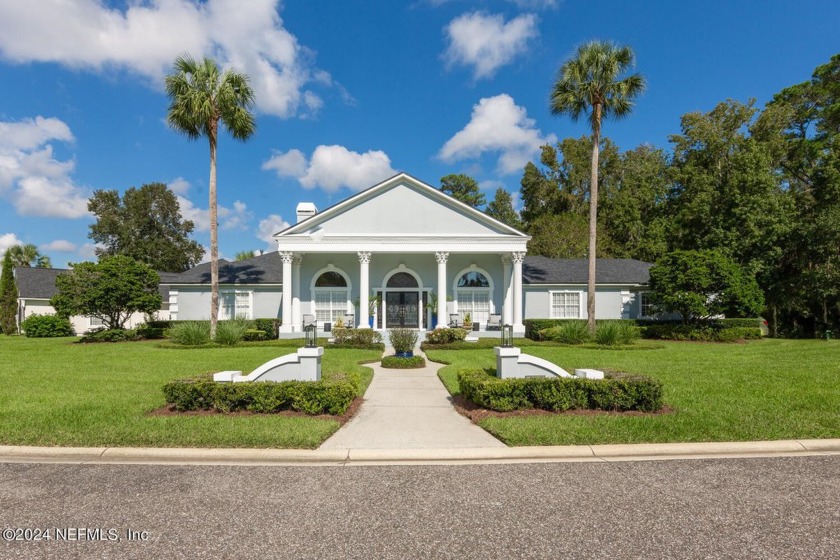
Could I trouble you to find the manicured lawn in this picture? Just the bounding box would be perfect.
[0,336,380,449]
[426,339,840,446]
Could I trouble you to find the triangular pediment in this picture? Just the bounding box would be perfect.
[277,173,527,239]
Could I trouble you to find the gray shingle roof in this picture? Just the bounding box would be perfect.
[523,256,651,285]
[163,252,283,285]
[15,266,172,301]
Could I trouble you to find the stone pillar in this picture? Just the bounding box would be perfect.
[292,254,303,332]
[358,251,371,329]
[279,251,294,333]
[512,252,525,332]
[435,252,449,329]
[501,255,513,326]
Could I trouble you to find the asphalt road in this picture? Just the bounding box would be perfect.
[0,456,837,559]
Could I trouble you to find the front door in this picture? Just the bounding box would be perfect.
[386,292,419,327]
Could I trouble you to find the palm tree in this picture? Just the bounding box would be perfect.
[8,244,51,268]
[165,55,255,337]
[550,41,645,334]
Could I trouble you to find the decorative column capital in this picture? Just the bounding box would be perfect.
[293,254,304,266]
[511,252,526,264]
[435,251,449,264]
[357,251,371,264]
[501,254,512,265]
[280,251,294,264]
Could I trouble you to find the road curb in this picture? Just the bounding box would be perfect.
[1,439,838,466]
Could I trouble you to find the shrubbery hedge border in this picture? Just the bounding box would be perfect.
[457,368,664,413]
[381,355,426,369]
[163,374,356,415]
[524,318,764,342]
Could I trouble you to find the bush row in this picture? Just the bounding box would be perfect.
[20,314,75,337]
[331,327,384,349]
[424,328,469,345]
[457,368,664,413]
[146,318,280,339]
[524,318,765,342]
[381,355,426,369]
[642,324,762,341]
[80,328,139,343]
[163,374,357,415]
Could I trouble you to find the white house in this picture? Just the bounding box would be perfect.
[167,173,654,333]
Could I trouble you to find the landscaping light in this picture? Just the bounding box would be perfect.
[304,324,317,348]
[501,324,513,348]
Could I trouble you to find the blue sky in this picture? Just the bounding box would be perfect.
[0,0,837,267]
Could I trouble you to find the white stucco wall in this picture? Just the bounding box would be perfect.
[172,285,283,321]
[523,286,647,320]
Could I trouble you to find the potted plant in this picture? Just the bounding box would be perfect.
[425,293,453,329]
[462,312,471,330]
[354,294,381,328]
[389,327,418,358]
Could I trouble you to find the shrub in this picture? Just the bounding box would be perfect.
[457,368,663,413]
[641,323,762,342]
[541,321,591,344]
[80,328,138,343]
[524,319,563,340]
[163,374,357,415]
[214,319,250,346]
[381,355,426,369]
[332,327,383,348]
[242,329,267,341]
[136,325,166,339]
[594,321,640,346]
[169,321,211,345]
[424,328,468,344]
[20,314,74,338]
[253,318,280,339]
[388,327,418,354]
[146,320,173,329]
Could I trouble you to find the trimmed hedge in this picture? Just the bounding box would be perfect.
[243,329,267,341]
[253,318,280,339]
[457,368,663,413]
[381,355,426,369]
[424,327,468,344]
[20,314,74,337]
[524,318,765,342]
[642,323,761,342]
[332,327,383,349]
[163,374,356,415]
[136,325,166,339]
[80,328,139,343]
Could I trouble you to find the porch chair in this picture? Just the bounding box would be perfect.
[342,313,355,328]
[486,314,502,331]
[448,313,461,328]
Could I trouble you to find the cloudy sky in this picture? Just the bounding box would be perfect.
[1,0,837,266]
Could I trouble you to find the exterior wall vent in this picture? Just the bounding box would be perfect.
[296,202,318,223]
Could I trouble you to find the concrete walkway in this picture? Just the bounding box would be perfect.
[320,352,504,450]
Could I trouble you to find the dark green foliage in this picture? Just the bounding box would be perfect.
[20,314,74,337]
[146,320,173,329]
[332,327,384,349]
[252,318,280,339]
[169,321,211,345]
[439,174,486,208]
[79,328,139,343]
[649,250,764,323]
[641,323,762,342]
[6,243,51,268]
[381,355,426,368]
[424,328,468,344]
[243,329,267,341]
[163,375,357,415]
[88,182,204,272]
[136,326,166,339]
[484,188,523,230]
[388,328,418,353]
[594,321,641,345]
[0,250,17,335]
[457,369,663,413]
[50,256,162,330]
[213,319,249,346]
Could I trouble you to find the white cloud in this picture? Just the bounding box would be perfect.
[257,214,290,248]
[439,94,556,174]
[0,116,90,218]
[169,178,252,232]
[262,145,396,193]
[0,233,24,256]
[40,239,77,252]
[508,0,559,9]
[443,12,538,80]
[78,243,98,259]
[0,0,336,119]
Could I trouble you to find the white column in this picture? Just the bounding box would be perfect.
[292,255,303,332]
[357,251,371,329]
[279,251,294,333]
[501,255,513,326]
[512,252,525,331]
[435,252,449,329]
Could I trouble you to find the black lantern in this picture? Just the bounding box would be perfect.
[304,324,317,348]
[501,324,513,347]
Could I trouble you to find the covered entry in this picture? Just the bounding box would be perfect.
[376,269,428,329]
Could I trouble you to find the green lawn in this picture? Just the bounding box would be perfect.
[0,336,381,449]
[426,339,840,446]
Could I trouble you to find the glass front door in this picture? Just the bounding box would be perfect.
[386,292,419,327]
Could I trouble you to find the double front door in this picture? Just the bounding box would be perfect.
[385,292,419,327]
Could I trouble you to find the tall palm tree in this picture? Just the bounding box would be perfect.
[8,244,51,268]
[165,55,255,337]
[550,41,645,334]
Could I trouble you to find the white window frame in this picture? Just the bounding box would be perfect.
[220,290,253,320]
[639,291,655,318]
[452,266,495,327]
[549,290,584,319]
[311,267,352,327]
[88,316,104,327]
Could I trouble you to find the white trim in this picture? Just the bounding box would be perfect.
[451,265,495,326]
[382,266,423,289]
[219,289,253,320]
[548,290,585,319]
[310,266,352,327]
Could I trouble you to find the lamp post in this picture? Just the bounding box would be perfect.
[304,324,317,348]
[501,324,514,348]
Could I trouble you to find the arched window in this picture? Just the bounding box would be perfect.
[457,271,490,288]
[454,268,493,326]
[312,269,350,324]
[386,272,419,288]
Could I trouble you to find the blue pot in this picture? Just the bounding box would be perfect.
[395,351,414,358]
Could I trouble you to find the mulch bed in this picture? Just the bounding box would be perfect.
[451,395,673,423]
[147,396,364,425]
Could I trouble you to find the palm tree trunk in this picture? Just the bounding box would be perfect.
[587,104,601,335]
[209,126,219,339]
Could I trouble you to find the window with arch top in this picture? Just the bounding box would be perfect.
[386,272,419,288]
[313,270,349,323]
[455,270,492,325]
